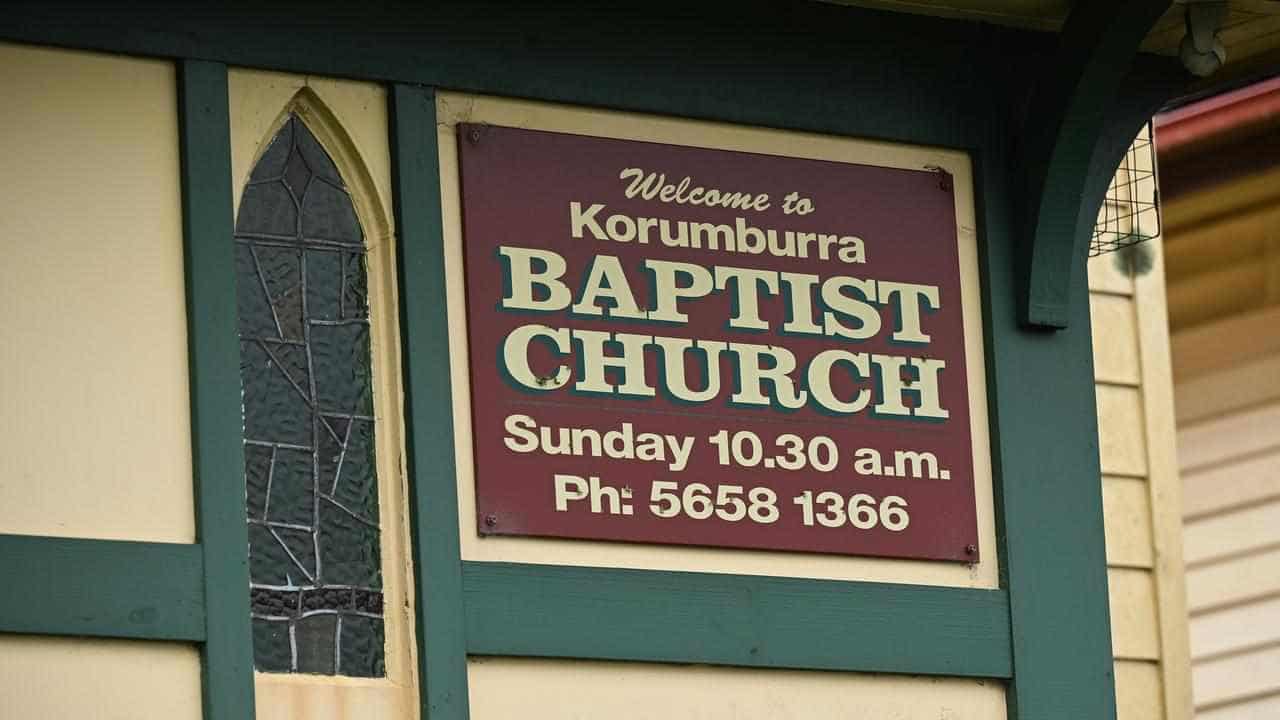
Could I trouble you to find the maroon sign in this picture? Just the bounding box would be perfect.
[457,124,979,562]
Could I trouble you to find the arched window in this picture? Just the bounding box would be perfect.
[234,113,384,678]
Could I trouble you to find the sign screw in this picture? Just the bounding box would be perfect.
[468,127,483,145]
[965,544,977,555]
[484,514,497,527]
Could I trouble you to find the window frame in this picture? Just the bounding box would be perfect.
[227,74,421,713]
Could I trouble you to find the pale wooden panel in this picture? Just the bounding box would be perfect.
[1110,567,1162,660]
[1089,251,1137,296]
[0,42,193,542]
[1192,644,1280,709]
[1219,13,1280,53]
[1182,450,1280,519]
[1104,476,1155,568]
[1171,306,1280,381]
[0,635,201,720]
[1186,545,1280,613]
[256,677,413,720]
[1091,293,1142,386]
[1132,235,1193,720]
[1190,596,1280,661]
[1167,262,1268,332]
[1162,166,1280,239]
[1175,356,1280,425]
[467,658,1006,720]
[1197,692,1280,720]
[1098,385,1150,477]
[1184,501,1280,566]
[1164,205,1280,287]
[1116,660,1165,720]
[1178,403,1280,472]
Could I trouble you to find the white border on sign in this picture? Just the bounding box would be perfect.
[437,91,998,589]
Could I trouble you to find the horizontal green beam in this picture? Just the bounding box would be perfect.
[0,2,1005,151]
[462,562,1012,678]
[0,534,205,641]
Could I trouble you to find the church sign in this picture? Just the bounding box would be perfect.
[457,124,979,562]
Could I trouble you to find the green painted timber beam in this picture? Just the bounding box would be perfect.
[179,59,257,720]
[391,83,472,720]
[0,534,205,641]
[463,562,1013,678]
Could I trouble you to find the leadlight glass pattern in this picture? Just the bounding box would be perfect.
[235,114,385,677]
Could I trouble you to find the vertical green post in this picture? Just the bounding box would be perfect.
[390,83,471,719]
[179,59,257,720]
[979,157,1117,719]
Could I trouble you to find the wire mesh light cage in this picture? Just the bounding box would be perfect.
[1091,122,1162,257]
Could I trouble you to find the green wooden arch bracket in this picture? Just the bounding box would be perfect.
[1017,0,1172,329]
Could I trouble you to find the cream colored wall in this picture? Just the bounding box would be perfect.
[226,69,418,720]
[469,658,1005,719]
[0,41,201,720]
[0,41,194,543]
[1089,239,1194,720]
[0,635,203,720]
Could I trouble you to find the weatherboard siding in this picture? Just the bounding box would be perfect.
[1090,237,1194,720]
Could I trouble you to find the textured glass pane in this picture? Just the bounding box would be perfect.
[249,120,293,183]
[235,114,384,677]
[339,615,385,678]
[237,183,298,237]
[331,419,378,519]
[295,614,338,674]
[306,250,343,321]
[234,245,279,338]
[311,323,374,415]
[342,252,369,320]
[301,181,362,243]
[255,247,305,341]
[265,447,315,527]
[253,618,293,673]
[244,444,272,521]
[317,501,381,587]
[240,341,312,447]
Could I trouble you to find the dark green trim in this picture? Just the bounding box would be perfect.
[463,562,1012,678]
[2,3,1028,150]
[179,59,256,720]
[0,534,205,641]
[391,83,471,720]
[1015,0,1171,328]
[980,136,1118,720]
